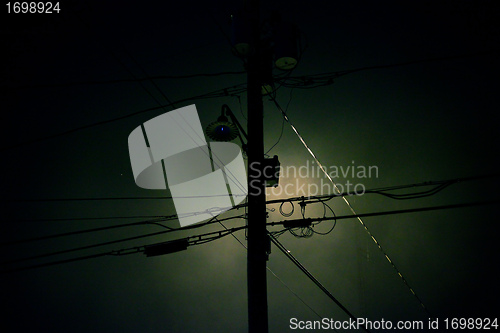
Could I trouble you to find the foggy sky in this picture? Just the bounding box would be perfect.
[1,1,499,332]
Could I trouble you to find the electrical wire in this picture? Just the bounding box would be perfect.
[14,23,492,92]
[270,198,499,241]
[216,217,247,249]
[288,226,313,238]
[7,48,491,91]
[265,88,293,156]
[113,42,250,198]
[265,266,324,321]
[269,234,371,333]
[0,225,248,274]
[288,198,312,238]
[187,226,248,246]
[268,200,499,225]
[6,175,495,239]
[0,218,173,247]
[280,197,337,238]
[311,201,336,236]
[4,193,248,202]
[260,174,500,207]
[0,214,246,266]
[278,200,294,217]
[269,94,434,318]
[7,175,494,229]
[122,46,176,108]
[372,181,456,200]
[6,49,495,153]
[0,227,172,266]
[216,217,325,323]
[0,83,248,152]
[104,35,255,200]
[3,71,247,90]
[269,227,288,239]
[4,215,176,223]
[0,252,116,274]
[275,49,500,90]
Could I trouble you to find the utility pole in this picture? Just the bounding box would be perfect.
[245,0,269,332]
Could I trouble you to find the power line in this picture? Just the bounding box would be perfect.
[271,174,500,204]
[0,83,247,152]
[4,50,497,153]
[6,49,494,91]
[0,218,173,247]
[265,267,325,322]
[120,45,177,109]
[121,41,250,198]
[269,234,371,333]
[277,49,500,89]
[5,196,175,202]
[0,252,115,274]
[8,174,496,203]
[2,200,494,326]
[86,22,242,198]
[5,174,495,231]
[3,194,248,203]
[0,214,245,265]
[268,200,500,227]
[269,94,433,318]
[0,228,171,266]
[68,27,258,246]
[267,199,497,320]
[217,217,325,321]
[217,217,247,249]
[7,197,492,262]
[186,225,248,246]
[3,71,247,90]
[4,215,176,223]
[3,214,327,328]
[0,225,248,273]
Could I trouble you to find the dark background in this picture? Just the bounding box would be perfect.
[1,1,499,332]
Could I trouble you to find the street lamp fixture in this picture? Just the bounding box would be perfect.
[205,114,239,142]
[206,104,248,151]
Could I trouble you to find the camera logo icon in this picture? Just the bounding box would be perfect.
[128,105,247,227]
